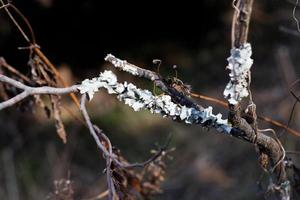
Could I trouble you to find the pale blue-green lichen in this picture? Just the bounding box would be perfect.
[104,54,139,76]
[224,43,253,105]
[78,70,232,134]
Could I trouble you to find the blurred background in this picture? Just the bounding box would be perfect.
[0,0,300,199]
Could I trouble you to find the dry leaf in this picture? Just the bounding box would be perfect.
[29,54,57,86]
[51,95,67,143]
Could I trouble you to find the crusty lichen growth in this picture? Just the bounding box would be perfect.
[223,43,253,105]
[105,54,139,76]
[78,70,232,134]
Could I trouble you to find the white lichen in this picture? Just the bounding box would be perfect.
[105,54,139,76]
[78,70,232,134]
[77,78,104,100]
[223,43,253,105]
[78,70,118,100]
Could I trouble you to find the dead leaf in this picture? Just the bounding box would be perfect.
[51,95,67,143]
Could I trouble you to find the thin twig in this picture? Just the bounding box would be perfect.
[0,74,78,110]
[0,0,31,43]
[286,150,300,154]
[85,190,109,200]
[0,57,31,84]
[0,3,9,10]
[80,94,112,158]
[119,135,173,169]
[190,92,228,107]
[33,48,81,109]
[258,128,286,172]
[80,95,118,200]
[0,0,81,109]
[279,26,300,37]
[92,126,117,199]
[190,92,300,138]
[293,0,300,32]
[0,57,86,126]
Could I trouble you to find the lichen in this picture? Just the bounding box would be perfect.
[105,54,139,75]
[78,70,232,134]
[223,43,253,105]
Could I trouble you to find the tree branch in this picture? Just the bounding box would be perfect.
[228,0,290,199]
[105,54,203,110]
[0,74,78,110]
[0,0,81,109]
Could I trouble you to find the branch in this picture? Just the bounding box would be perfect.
[0,51,292,199]
[0,0,81,109]
[190,92,300,138]
[105,54,203,110]
[1,1,292,199]
[1,69,229,135]
[77,70,231,133]
[80,93,173,199]
[105,50,290,198]
[227,0,290,199]
[0,57,31,84]
[231,0,254,47]
[80,94,117,200]
[0,74,78,110]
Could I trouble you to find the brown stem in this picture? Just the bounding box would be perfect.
[231,0,254,48]
[190,92,300,138]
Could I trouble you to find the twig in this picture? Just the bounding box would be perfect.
[85,190,109,200]
[228,0,290,199]
[0,0,31,43]
[105,54,203,110]
[93,126,117,200]
[80,94,172,199]
[190,92,300,138]
[105,49,290,200]
[190,92,228,107]
[0,57,86,126]
[119,135,173,169]
[0,74,78,110]
[0,57,31,84]
[259,115,300,138]
[286,150,300,154]
[0,0,81,109]
[80,94,112,158]
[293,0,300,32]
[231,0,240,47]
[80,94,117,200]
[278,79,300,138]
[0,3,9,10]
[33,48,81,109]
[279,26,300,38]
[258,128,285,172]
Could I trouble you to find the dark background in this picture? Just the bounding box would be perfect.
[0,0,300,199]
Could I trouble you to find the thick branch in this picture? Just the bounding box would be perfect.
[105,43,289,199]
[229,0,290,199]
[190,92,300,138]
